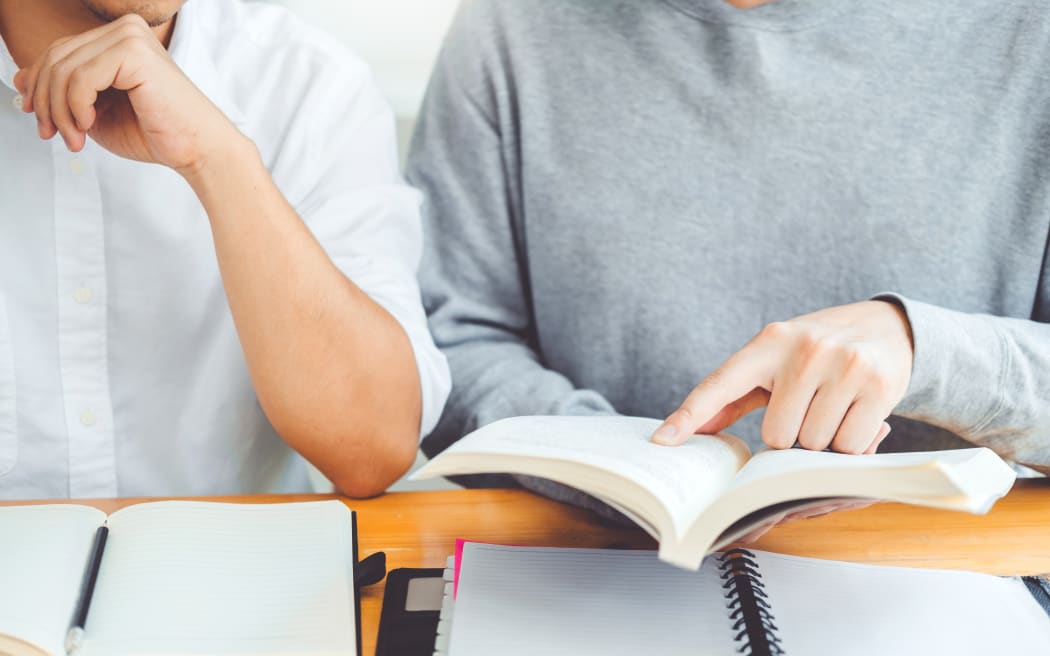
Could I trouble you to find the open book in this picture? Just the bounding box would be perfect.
[413,416,1017,570]
[0,501,360,656]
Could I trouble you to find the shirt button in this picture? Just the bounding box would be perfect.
[12,94,22,111]
[80,410,97,427]
[74,287,94,304]
[70,157,84,176]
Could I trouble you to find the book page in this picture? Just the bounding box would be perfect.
[662,448,1016,570]
[85,501,356,655]
[416,416,750,529]
[448,544,737,656]
[731,447,986,489]
[755,550,1050,654]
[0,505,106,655]
[728,447,1015,510]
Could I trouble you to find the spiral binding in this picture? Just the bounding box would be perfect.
[718,549,785,656]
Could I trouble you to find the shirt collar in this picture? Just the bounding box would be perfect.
[0,1,245,126]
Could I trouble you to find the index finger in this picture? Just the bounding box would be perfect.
[652,344,777,445]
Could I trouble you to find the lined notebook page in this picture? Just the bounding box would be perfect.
[756,551,1050,655]
[85,501,356,655]
[0,505,106,655]
[447,544,736,656]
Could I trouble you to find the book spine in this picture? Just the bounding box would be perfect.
[719,549,785,656]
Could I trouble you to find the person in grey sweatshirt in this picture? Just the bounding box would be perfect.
[406,0,1050,503]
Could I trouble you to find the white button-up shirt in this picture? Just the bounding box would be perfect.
[0,0,450,499]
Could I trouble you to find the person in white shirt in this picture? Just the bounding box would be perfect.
[0,0,450,499]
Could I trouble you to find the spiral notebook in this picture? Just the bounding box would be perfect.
[435,544,1050,656]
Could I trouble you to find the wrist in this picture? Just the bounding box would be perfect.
[873,297,915,351]
[177,129,261,196]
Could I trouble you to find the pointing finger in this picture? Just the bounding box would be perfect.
[653,345,777,445]
[694,387,770,435]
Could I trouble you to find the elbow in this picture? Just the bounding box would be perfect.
[335,478,399,500]
[331,443,416,499]
[260,373,423,498]
[264,402,420,498]
[324,426,419,499]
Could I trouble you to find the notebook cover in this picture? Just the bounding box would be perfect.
[375,568,445,656]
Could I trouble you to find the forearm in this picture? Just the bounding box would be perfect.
[884,295,1050,473]
[181,137,421,497]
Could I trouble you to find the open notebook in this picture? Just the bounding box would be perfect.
[436,543,1050,656]
[0,501,361,656]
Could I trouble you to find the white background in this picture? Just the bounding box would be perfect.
[267,0,460,130]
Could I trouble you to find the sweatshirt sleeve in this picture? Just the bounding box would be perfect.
[878,293,1050,474]
[405,2,618,466]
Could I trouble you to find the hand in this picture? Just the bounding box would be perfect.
[653,301,914,454]
[13,14,241,177]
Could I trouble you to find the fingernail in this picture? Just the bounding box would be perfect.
[653,423,678,444]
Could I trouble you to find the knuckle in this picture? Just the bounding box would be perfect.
[759,321,791,341]
[866,370,895,396]
[830,432,864,454]
[68,68,88,89]
[700,370,724,390]
[51,59,73,79]
[797,428,827,451]
[794,339,835,379]
[120,34,153,57]
[117,23,144,40]
[793,333,826,364]
[43,47,64,68]
[761,423,794,449]
[118,13,148,27]
[843,349,875,376]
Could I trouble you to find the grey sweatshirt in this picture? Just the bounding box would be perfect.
[407,0,1050,486]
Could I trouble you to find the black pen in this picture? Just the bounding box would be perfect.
[65,524,109,655]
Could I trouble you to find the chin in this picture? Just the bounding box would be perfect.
[80,0,186,26]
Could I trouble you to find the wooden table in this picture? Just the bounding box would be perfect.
[11,480,1050,654]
